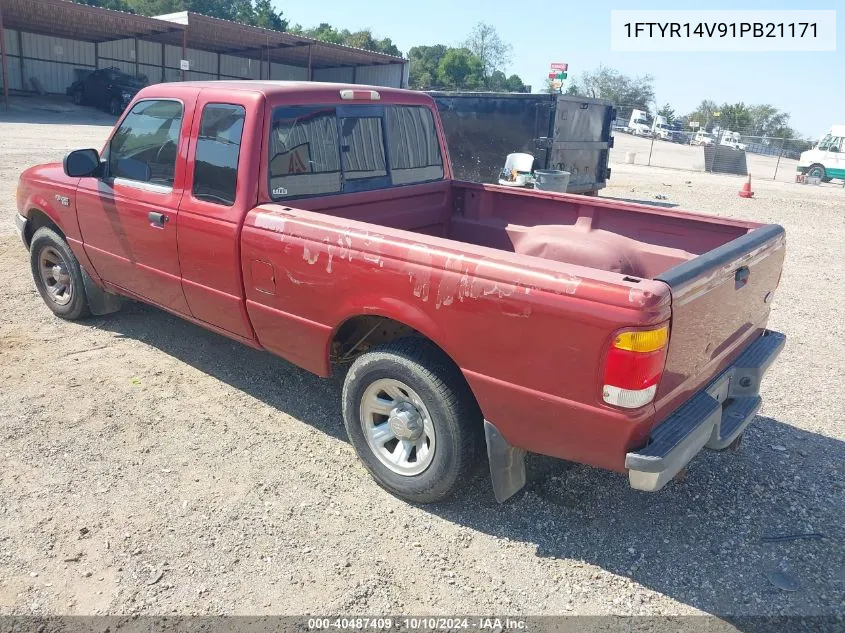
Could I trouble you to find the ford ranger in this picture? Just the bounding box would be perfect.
[14,81,786,503]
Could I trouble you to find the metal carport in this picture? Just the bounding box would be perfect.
[0,0,407,108]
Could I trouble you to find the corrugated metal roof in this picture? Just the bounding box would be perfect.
[0,0,184,42]
[0,0,405,70]
[153,11,404,68]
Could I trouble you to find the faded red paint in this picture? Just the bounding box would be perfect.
[16,81,785,474]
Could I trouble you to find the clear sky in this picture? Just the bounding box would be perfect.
[278,0,842,138]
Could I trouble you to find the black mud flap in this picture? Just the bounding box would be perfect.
[81,268,122,316]
[484,420,526,503]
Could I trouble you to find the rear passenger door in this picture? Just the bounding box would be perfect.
[177,90,264,340]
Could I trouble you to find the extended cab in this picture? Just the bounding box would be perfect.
[15,82,786,503]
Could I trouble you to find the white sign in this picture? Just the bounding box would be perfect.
[690,121,700,129]
[180,59,190,71]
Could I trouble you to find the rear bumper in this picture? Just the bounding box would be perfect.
[625,329,786,492]
[14,212,27,247]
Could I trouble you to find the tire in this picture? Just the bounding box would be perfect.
[29,227,90,320]
[71,89,84,106]
[109,97,122,116]
[342,338,482,504]
[807,164,826,180]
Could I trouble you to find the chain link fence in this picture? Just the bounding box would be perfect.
[609,105,818,183]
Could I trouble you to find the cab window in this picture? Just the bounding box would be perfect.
[108,99,183,187]
[268,104,444,202]
[819,135,842,152]
[387,106,443,185]
[192,103,246,206]
[269,106,341,198]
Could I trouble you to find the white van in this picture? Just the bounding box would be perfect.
[798,125,845,182]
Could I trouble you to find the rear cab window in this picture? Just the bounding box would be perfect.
[268,104,443,202]
[193,103,246,206]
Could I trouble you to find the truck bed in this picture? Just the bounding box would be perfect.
[291,179,760,280]
[266,179,784,463]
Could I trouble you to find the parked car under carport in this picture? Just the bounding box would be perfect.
[67,67,148,116]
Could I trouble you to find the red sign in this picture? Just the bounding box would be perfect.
[550,63,568,71]
[548,72,557,79]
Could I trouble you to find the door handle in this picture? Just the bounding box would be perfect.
[148,211,169,227]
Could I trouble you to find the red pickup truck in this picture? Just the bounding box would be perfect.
[14,81,786,503]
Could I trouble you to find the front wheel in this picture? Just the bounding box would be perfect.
[342,338,482,503]
[807,164,826,181]
[71,89,84,106]
[29,227,90,320]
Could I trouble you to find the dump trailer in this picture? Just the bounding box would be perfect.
[427,92,615,195]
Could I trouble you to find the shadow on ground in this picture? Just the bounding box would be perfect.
[86,301,844,626]
[0,97,116,126]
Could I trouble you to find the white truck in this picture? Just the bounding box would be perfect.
[720,131,746,151]
[691,130,715,146]
[798,125,845,182]
[627,109,652,136]
[653,115,672,140]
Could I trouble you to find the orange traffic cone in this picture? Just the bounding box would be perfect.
[739,174,754,198]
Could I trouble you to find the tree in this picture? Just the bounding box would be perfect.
[718,102,753,132]
[747,104,792,137]
[436,48,484,90]
[408,45,448,89]
[505,74,526,93]
[683,99,719,131]
[464,22,511,77]
[251,0,287,31]
[656,103,675,123]
[487,70,508,91]
[565,65,654,112]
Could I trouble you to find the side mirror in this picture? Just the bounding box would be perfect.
[64,149,101,178]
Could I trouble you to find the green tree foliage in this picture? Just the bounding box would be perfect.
[656,103,675,123]
[288,23,399,56]
[73,0,287,31]
[746,104,792,137]
[407,45,448,89]
[682,101,797,138]
[682,100,719,131]
[436,48,483,90]
[718,102,752,131]
[408,27,525,92]
[463,22,511,77]
[565,65,655,111]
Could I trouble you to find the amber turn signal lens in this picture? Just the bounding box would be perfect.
[613,325,669,353]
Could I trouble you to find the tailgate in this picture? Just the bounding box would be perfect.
[654,224,785,410]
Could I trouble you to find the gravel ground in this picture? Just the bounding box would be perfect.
[0,102,844,621]
[611,133,801,184]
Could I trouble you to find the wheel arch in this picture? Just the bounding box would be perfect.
[23,208,65,248]
[328,312,481,412]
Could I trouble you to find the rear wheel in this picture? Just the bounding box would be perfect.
[29,227,90,320]
[342,338,482,503]
[109,97,122,116]
[71,89,84,106]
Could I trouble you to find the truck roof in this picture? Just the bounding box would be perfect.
[135,80,434,107]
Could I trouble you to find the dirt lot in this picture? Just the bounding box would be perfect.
[612,133,801,184]
[1,102,844,621]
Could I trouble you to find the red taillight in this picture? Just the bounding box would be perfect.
[602,325,669,409]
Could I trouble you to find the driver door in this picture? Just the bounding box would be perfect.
[76,95,197,314]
